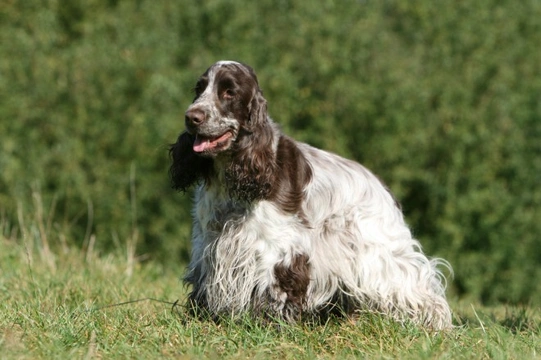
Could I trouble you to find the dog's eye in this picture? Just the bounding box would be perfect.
[223,89,235,99]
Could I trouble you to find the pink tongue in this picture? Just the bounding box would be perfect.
[193,133,232,153]
[193,136,211,152]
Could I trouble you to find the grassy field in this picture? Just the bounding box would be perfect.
[1,214,539,359]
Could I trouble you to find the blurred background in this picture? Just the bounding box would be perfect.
[1,0,539,306]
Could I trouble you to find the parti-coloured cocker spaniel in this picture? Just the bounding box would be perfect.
[169,61,452,330]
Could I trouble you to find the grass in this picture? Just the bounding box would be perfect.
[1,211,540,359]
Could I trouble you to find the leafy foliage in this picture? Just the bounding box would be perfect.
[1,0,540,305]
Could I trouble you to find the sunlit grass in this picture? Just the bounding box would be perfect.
[1,208,539,359]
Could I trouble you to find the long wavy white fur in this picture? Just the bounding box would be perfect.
[185,129,452,330]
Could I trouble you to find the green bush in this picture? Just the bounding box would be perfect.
[1,0,540,305]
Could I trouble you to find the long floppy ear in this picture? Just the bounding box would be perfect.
[169,132,213,192]
[225,90,277,202]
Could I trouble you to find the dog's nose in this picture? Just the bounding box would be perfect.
[185,108,206,126]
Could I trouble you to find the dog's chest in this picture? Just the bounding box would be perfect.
[195,189,247,234]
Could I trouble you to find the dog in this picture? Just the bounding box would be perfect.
[170,61,452,329]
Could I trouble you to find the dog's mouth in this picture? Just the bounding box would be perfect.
[193,131,234,154]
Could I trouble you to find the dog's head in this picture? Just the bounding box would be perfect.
[183,61,267,157]
[169,61,272,193]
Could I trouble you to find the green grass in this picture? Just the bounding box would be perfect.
[1,217,539,359]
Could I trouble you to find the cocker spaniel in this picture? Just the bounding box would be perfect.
[170,61,452,329]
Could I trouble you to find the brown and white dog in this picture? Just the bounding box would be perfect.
[170,61,452,329]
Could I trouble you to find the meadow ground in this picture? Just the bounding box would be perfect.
[1,224,539,359]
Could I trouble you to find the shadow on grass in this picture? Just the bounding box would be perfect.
[454,305,540,334]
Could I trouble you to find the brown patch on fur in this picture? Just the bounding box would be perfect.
[270,136,313,217]
[225,134,313,216]
[274,254,311,314]
[224,124,276,202]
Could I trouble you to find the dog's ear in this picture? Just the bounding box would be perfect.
[169,132,213,192]
[226,90,276,202]
[238,63,267,130]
